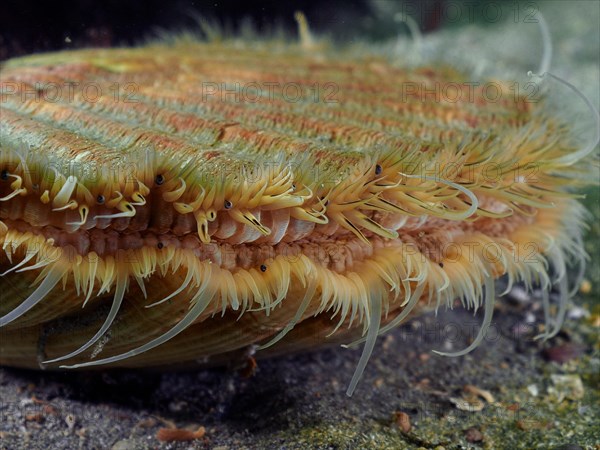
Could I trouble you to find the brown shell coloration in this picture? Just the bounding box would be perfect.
[0,38,592,395]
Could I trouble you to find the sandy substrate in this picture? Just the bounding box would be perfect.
[1,281,598,449]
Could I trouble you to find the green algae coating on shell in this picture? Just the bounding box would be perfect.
[0,39,593,394]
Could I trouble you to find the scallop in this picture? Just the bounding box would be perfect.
[0,24,595,397]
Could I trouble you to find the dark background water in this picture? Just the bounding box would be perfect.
[1,0,467,60]
[1,0,365,59]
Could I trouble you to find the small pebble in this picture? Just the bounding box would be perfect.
[567,306,590,320]
[508,286,530,303]
[156,425,205,442]
[393,411,411,433]
[464,427,483,443]
[112,439,136,450]
[24,413,44,423]
[65,413,76,431]
[524,312,536,324]
[527,384,539,397]
[464,385,495,403]
[543,343,584,364]
[579,279,591,294]
[549,374,584,400]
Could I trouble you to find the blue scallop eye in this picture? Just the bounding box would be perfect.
[224,200,232,209]
[155,174,165,185]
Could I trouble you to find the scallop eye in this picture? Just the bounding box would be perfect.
[224,200,232,209]
[157,242,164,249]
[96,194,105,204]
[375,164,382,175]
[1,170,8,181]
[155,174,165,185]
[260,264,267,272]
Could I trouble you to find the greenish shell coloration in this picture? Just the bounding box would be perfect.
[0,25,596,395]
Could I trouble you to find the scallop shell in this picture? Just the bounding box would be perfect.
[0,37,593,395]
